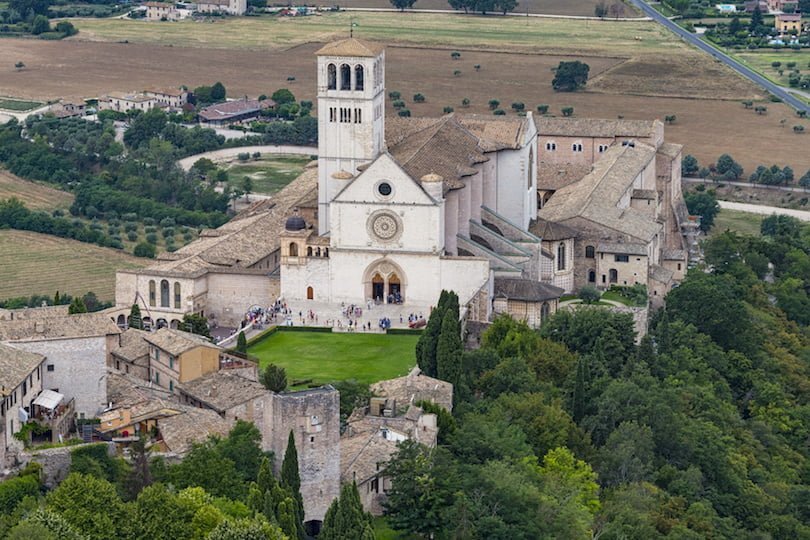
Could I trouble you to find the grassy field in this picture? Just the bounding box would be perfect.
[71,12,678,56]
[225,155,310,194]
[0,230,146,301]
[710,208,764,237]
[0,97,43,111]
[735,50,810,87]
[248,330,419,388]
[331,0,638,17]
[0,170,74,210]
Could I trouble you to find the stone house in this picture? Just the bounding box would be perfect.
[143,328,222,392]
[98,92,159,113]
[775,13,802,33]
[0,343,45,468]
[144,2,179,21]
[196,0,247,15]
[110,328,151,380]
[370,367,454,412]
[145,87,189,110]
[0,313,120,418]
[492,277,564,328]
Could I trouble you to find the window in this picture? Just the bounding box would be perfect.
[340,64,351,90]
[47,364,54,372]
[327,63,337,90]
[588,270,596,282]
[557,242,566,271]
[160,279,170,308]
[615,254,629,263]
[22,381,26,396]
[149,280,156,307]
[307,246,313,257]
[572,143,583,152]
[545,141,557,151]
[154,371,160,385]
[585,245,595,258]
[169,380,174,392]
[677,263,682,271]
[169,356,174,370]
[527,147,534,189]
[289,242,298,257]
[355,64,364,90]
[354,108,362,123]
[598,144,608,153]
[377,182,392,197]
[174,282,181,309]
[609,269,618,283]
[329,107,336,122]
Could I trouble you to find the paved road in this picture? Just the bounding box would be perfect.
[719,200,810,221]
[684,177,810,194]
[628,0,810,114]
[338,7,650,20]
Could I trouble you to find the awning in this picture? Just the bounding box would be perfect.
[33,389,64,410]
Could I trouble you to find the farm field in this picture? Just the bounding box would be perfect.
[69,12,675,55]
[735,50,810,87]
[224,155,311,194]
[0,170,74,210]
[688,182,810,210]
[329,0,638,17]
[248,330,418,388]
[710,208,764,237]
[0,230,146,301]
[0,97,43,111]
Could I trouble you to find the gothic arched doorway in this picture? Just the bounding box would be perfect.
[363,259,406,304]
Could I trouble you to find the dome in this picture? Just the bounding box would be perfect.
[420,173,444,183]
[285,214,306,231]
[332,170,354,180]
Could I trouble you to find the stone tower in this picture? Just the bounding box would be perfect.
[316,38,386,235]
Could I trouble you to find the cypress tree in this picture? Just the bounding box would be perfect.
[276,498,299,540]
[416,290,449,377]
[320,482,375,540]
[129,304,143,330]
[68,297,88,314]
[436,309,462,388]
[280,431,305,539]
[236,331,248,354]
[572,355,588,423]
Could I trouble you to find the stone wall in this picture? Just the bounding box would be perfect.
[20,442,116,489]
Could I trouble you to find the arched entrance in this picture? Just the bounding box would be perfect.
[306,286,314,300]
[363,259,406,304]
[116,314,126,328]
[170,319,180,329]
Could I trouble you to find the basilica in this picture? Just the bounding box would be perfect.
[114,38,696,330]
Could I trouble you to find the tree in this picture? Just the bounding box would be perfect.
[134,241,156,258]
[416,290,449,376]
[595,0,607,17]
[553,61,590,91]
[497,0,518,14]
[46,473,130,540]
[794,125,805,134]
[597,421,654,487]
[124,434,152,500]
[134,483,196,540]
[236,331,247,353]
[800,169,810,188]
[436,309,462,388]
[320,482,375,540]
[451,51,461,59]
[129,303,144,330]
[579,285,600,304]
[448,0,472,12]
[55,20,76,36]
[10,0,51,15]
[682,154,699,176]
[271,88,295,105]
[537,104,549,114]
[684,191,719,232]
[280,430,304,538]
[216,420,265,484]
[461,97,470,107]
[749,5,763,32]
[729,16,742,34]
[715,153,743,180]
[664,114,676,124]
[260,364,287,392]
[31,14,50,35]
[241,176,253,201]
[207,518,286,540]
[488,98,500,110]
[182,312,211,338]
[390,0,416,9]
[561,106,575,117]
[211,82,227,102]
[68,297,87,314]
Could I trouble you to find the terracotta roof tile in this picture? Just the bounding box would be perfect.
[143,328,220,356]
[316,38,385,57]
[0,343,44,397]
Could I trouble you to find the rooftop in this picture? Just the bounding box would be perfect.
[176,371,268,413]
[198,98,275,122]
[340,430,399,485]
[143,328,220,357]
[529,218,578,241]
[111,328,151,363]
[0,305,69,321]
[370,367,454,413]
[597,241,648,256]
[316,38,385,57]
[535,117,660,139]
[158,405,231,454]
[493,277,565,303]
[0,313,121,342]
[0,342,45,397]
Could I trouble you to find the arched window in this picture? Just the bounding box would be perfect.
[585,245,595,258]
[174,282,181,309]
[609,269,618,283]
[149,280,156,307]
[289,242,298,257]
[160,280,170,308]
[307,246,313,256]
[307,286,314,300]
[327,63,336,90]
[340,64,351,90]
[540,302,550,323]
[355,65,364,90]
[557,242,566,271]
[588,270,596,283]
[527,147,534,189]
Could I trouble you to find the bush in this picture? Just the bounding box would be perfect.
[453,70,461,77]
[142,217,155,226]
[461,98,470,107]
[398,109,411,117]
[162,227,175,238]
[237,152,250,161]
[537,104,549,114]
[145,233,158,244]
[443,106,454,114]
[488,99,500,110]
[144,226,157,234]
[388,91,401,100]
[413,93,426,103]
[561,107,575,117]
[392,100,406,109]
[511,102,525,112]
[124,222,138,232]
[493,109,506,116]
[133,242,156,258]
[159,217,176,228]
[579,285,600,304]
[0,474,40,514]
[126,231,138,242]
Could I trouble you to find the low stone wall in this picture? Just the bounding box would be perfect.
[20,442,116,489]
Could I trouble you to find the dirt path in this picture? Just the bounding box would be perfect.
[178,145,317,170]
[718,201,810,221]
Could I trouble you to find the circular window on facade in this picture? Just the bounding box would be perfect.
[367,211,402,243]
[377,182,392,197]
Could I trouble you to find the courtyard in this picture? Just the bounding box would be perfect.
[248,329,419,388]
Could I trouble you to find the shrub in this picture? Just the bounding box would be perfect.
[474,64,481,71]
[562,107,575,117]
[511,102,525,112]
[392,100,405,109]
[493,109,506,116]
[451,51,461,59]
[579,285,600,304]
[159,217,176,228]
[162,227,175,238]
[0,475,39,514]
[123,222,138,232]
[413,93,426,103]
[794,125,805,133]
[122,213,138,222]
[142,217,155,226]
[144,226,157,234]
[388,91,401,100]
[133,242,156,258]
[461,97,470,107]
[237,152,250,161]
[443,106,454,114]
[145,233,158,244]
[453,70,461,77]
[537,104,549,114]
[398,109,412,117]
[488,99,500,110]
[126,231,138,242]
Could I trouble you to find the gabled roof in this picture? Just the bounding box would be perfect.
[535,117,660,139]
[143,328,220,357]
[0,342,44,397]
[493,277,564,303]
[198,98,275,122]
[370,367,454,413]
[597,242,648,256]
[177,371,268,413]
[316,38,385,57]
[0,313,121,342]
[455,114,528,151]
[529,218,578,241]
[112,328,150,363]
[341,430,399,485]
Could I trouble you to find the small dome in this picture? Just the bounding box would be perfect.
[332,170,354,180]
[421,173,444,183]
[285,214,306,231]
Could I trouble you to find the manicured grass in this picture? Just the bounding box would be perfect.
[0,169,74,210]
[600,290,633,306]
[0,97,43,111]
[248,330,419,388]
[0,230,146,301]
[225,155,310,195]
[710,208,764,237]
[72,12,680,55]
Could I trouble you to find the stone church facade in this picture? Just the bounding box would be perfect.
[113,38,694,328]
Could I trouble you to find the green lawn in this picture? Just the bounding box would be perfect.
[248,330,419,388]
[710,208,764,237]
[225,155,310,195]
[0,98,44,111]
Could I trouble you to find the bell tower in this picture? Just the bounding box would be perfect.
[316,38,386,235]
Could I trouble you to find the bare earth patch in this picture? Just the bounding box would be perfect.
[0,170,74,210]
